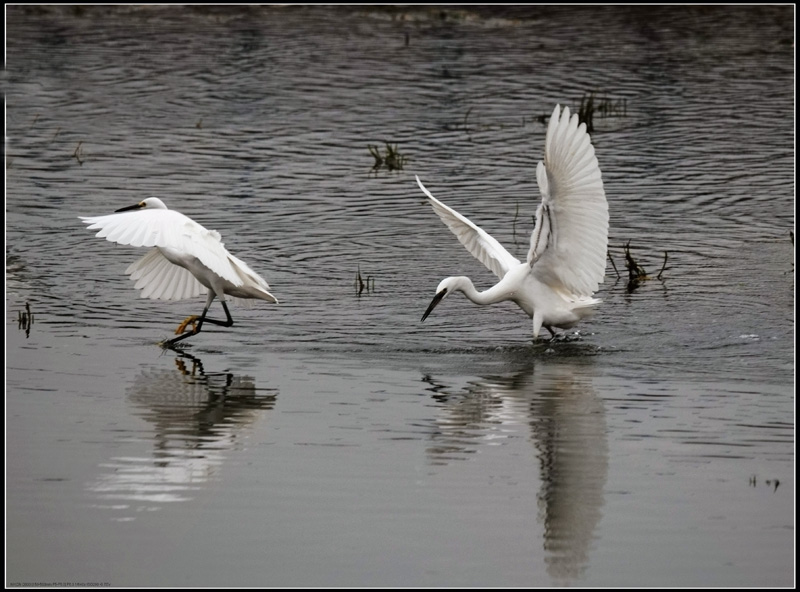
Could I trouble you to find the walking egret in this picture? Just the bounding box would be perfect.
[418,104,609,340]
[80,197,277,347]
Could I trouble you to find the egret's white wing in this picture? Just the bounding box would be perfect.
[227,252,273,292]
[416,175,520,279]
[125,248,207,301]
[80,209,244,287]
[528,105,608,297]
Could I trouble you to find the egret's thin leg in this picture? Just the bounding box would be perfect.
[195,300,234,329]
[163,295,234,347]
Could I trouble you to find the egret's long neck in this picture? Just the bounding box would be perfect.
[448,276,509,306]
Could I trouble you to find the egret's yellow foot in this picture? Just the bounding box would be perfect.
[175,315,200,335]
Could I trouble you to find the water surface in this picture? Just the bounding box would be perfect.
[6,5,794,587]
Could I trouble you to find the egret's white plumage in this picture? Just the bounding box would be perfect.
[80,197,277,346]
[418,104,609,340]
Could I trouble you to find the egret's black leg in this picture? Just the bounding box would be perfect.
[196,300,234,328]
[162,325,199,347]
[162,296,234,348]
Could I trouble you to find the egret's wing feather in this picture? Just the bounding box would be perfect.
[416,176,520,279]
[125,248,207,301]
[227,252,272,291]
[528,105,609,297]
[226,252,278,303]
[80,209,244,287]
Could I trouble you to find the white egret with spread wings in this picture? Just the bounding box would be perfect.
[418,104,609,340]
[80,198,277,347]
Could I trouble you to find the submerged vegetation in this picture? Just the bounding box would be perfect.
[534,92,628,132]
[369,142,406,172]
[608,241,668,293]
[72,141,85,165]
[355,265,375,296]
[18,302,34,337]
[577,92,627,133]
[449,91,627,139]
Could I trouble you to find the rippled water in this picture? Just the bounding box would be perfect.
[6,5,794,587]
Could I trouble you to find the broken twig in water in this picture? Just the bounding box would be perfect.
[624,241,647,293]
[355,265,375,296]
[622,241,668,292]
[607,249,621,279]
[657,251,668,281]
[73,141,84,165]
[18,301,34,337]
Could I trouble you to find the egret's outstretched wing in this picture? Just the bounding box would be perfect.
[528,104,608,297]
[125,248,208,300]
[80,209,244,287]
[227,252,274,293]
[416,175,520,279]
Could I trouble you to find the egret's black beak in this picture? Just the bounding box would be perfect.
[421,288,448,322]
[115,202,145,213]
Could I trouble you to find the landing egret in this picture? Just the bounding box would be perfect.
[418,104,609,340]
[80,197,277,347]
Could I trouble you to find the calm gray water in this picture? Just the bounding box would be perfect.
[6,5,794,587]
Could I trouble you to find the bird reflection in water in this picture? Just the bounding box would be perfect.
[88,351,277,521]
[423,359,607,582]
